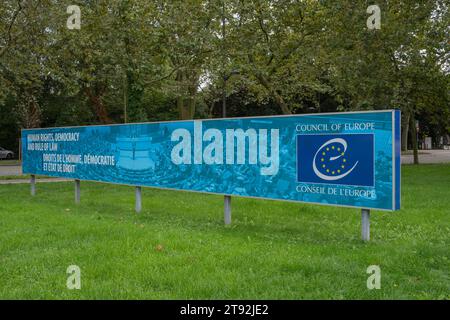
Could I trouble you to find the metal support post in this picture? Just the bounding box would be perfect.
[75,179,80,204]
[362,209,370,241]
[135,186,142,213]
[30,174,36,196]
[224,195,231,225]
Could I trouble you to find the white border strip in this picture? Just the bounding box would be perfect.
[392,110,395,210]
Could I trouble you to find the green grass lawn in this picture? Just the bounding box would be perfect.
[0,164,448,299]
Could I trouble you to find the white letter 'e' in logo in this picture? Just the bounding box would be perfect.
[313,138,358,181]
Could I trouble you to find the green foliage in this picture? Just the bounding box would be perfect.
[0,95,20,152]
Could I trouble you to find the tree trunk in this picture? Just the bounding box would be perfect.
[176,70,197,120]
[187,97,196,119]
[17,90,41,129]
[84,87,111,124]
[409,112,419,164]
[123,75,128,123]
[401,110,410,151]
[248,53,291,115]
[177,97,189,120]
[177,97,196,120]
[254,73,291,115]
[273,90,291,115]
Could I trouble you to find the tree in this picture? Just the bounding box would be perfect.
[0,1,70,128]
[220,0,330,115]
[324,0,449,163]
[153,1,217,120]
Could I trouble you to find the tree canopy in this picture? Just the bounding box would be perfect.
[1,0,448,156]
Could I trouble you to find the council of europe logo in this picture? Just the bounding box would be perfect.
[297,134,374,187]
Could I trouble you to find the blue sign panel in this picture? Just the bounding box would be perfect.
[22,110,401,210]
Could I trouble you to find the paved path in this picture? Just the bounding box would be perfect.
[401,150,450,164]
[0,165,21,176]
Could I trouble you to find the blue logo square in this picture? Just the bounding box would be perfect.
[297,134,374,187]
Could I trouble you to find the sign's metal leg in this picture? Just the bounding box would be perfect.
[30,174,36,196]
[362,209,370,241]
[224,195,231,225]
[74,179,80,204]
[135,186,142,213]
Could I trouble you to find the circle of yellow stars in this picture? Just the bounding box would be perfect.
[320,145,346,175]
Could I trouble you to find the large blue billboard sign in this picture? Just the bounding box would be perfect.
[22,110,401,210]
